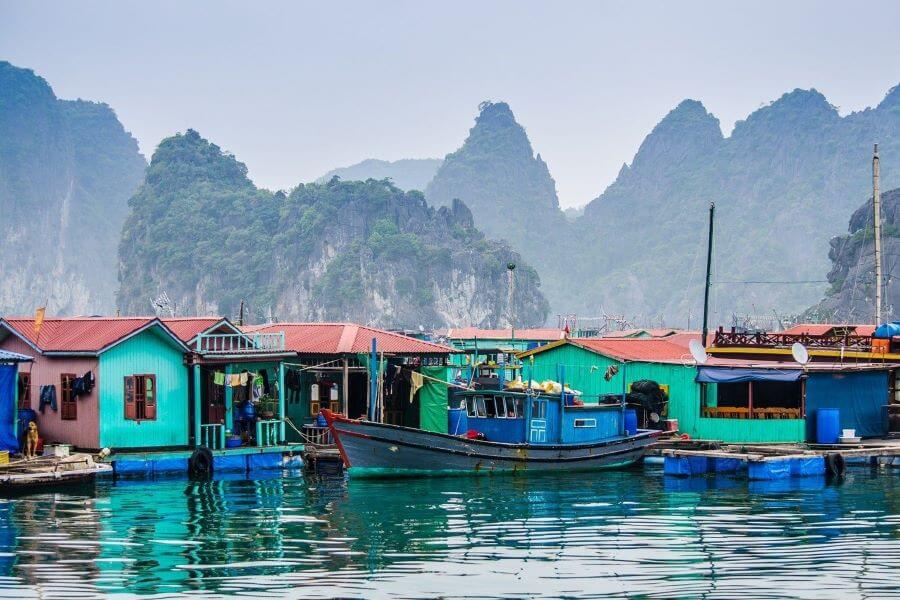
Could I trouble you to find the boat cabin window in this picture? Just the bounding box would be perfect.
[531,399,547,419]
[494,396,507,418]
[574,418,597,428]
[475,395,487,418]
[505,397,521,418]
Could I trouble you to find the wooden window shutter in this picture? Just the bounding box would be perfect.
[144,375,157,420]
[124,376,136,420]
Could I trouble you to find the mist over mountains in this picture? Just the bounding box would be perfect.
[0,61,146,315]
[3,58,899,329]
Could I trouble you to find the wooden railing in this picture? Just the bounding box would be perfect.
[200,423,225,449]
[702,407,802,420]
[712,328,872,351]
[255,419,282,447]
[196,332,286,354]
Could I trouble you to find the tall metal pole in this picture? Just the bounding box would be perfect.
[702,202,716,347]
[507,262,516,338]
[368,338,377,421]
[874,143,883,325]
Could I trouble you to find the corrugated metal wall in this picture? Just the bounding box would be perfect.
[0,335,100,448]
[98,328,188,449]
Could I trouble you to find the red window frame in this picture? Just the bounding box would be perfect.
[124,374,157,421]
[17,372,31,410]
[60,374,77,420]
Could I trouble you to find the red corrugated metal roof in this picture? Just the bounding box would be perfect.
[441,327,566,341]
[162,317,235,342]
[249,323,453,354]
[569,338,694,364]
[602,328,680,338]
[0,317,184,353]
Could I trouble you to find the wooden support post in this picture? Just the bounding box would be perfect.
[342,358,349,415]
[748,381,754,419]
[278,361,286,443]
[192,364,201,448]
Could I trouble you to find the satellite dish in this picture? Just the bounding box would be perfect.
[689,339,709,364]
[791,342,810,365]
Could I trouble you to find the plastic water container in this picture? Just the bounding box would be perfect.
[816,408,841,444]
[624,409,638,436]
[448,407,468,436]
[315,413,328,428]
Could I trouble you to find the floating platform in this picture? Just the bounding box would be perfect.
[105,444,305,477]
[0,453,112,492]
[654,438,900,480]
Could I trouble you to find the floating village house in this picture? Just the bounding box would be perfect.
[0,317,190,450]
[518,328,897,444]
[440,327,565,384]
[161,317,296,450]
[246,323,455,436]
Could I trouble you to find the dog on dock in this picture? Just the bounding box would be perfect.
[24,421,39,459]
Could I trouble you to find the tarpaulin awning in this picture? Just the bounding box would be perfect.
[696,367,802,384]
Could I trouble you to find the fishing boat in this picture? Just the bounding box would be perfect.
[323,387,660,477]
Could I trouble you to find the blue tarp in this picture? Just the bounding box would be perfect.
[805,371,888,439]
[0,365,20,453]
[696,367,802,384]
[873,321,900,339]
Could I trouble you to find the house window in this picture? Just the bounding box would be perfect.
[124,374,157,421]
[702,380,803,419]
[17,373,31,410]
[60,374,77,420]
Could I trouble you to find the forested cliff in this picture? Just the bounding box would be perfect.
[118,130,549,327]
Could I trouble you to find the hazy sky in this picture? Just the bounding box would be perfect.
[2,1,898,207]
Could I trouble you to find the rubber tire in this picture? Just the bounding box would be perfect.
[826,452,845,478]
[189,447,214,477]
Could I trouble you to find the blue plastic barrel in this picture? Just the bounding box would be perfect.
[448,407,468,436]
[315,413,328,427]
[624,408,638,435]
[816,408,840,444]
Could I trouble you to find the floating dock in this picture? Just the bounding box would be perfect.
[105,444,305,477]
[653,437,900,480]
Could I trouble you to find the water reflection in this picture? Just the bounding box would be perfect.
[0,467,895,597]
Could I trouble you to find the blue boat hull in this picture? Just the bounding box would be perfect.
[325,412,660,477]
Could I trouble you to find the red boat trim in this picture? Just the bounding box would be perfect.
[322,410,352,467]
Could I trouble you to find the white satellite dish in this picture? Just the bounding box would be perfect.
[689,339,709,364]
[791,342,810,365]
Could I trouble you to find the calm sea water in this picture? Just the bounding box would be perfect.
[0,466,897,598]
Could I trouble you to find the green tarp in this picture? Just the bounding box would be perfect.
[419,366,449,433]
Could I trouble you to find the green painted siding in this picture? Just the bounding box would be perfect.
[98,329,189,449]
[528,343,806,443]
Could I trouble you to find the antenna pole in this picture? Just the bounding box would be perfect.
[702,202,715,346]
[239,299,245,326]
[874,144,883,326]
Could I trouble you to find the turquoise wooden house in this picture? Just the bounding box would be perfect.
[0,317,190,450]
[441,327,565,384]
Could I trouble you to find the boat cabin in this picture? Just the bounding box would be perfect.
[452,389,628,445]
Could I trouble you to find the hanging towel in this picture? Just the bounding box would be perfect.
[229,374,241,387]
[213,371,225,386]
[409,371,424,404]
[240,372,249,386]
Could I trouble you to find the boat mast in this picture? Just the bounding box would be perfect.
[874,143,883,325]
[702,202,716,346]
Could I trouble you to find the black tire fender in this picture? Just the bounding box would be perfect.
[189,447,214,476]
[826,452,845,478]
